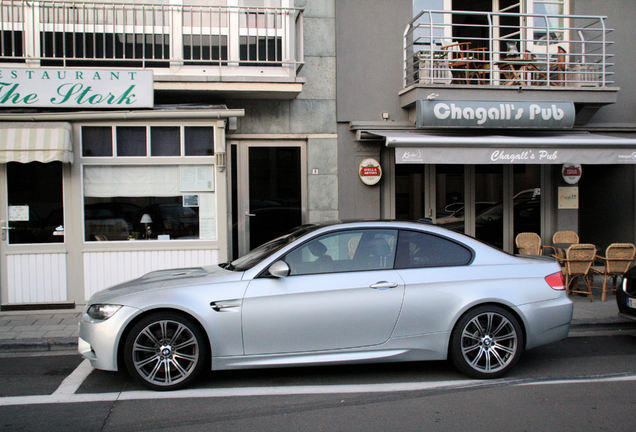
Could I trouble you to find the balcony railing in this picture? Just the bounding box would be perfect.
[0,0,303,73]
[404,10,614,88]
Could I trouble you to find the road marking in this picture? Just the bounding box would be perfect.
[1,374,636,407]
[52,359,93,395]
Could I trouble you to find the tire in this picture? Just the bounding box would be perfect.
[124,312,208,391]
[449,305,524,379]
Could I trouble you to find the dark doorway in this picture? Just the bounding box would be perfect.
[247,147,302,250]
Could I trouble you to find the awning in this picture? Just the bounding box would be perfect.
[361,130,636,164]
[0,123,73,164]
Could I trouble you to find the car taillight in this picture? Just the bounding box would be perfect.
[545,271,565,290]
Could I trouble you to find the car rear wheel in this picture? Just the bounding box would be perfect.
[450,305,523,379]
[124,312,207,390]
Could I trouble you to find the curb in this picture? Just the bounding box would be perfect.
[0,337,77,353]
[570,319,636,329]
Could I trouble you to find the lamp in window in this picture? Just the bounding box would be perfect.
[140,213,153,239]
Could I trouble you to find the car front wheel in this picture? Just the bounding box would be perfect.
[450,305,523,379]
[124,312,207,390]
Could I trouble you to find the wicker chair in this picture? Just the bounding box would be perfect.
[515,232,542,255]
[553,230,579,245]
[591,243,636,301]
[561,243,596,301]
[544,230,580,261]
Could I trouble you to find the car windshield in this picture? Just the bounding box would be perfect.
[225,224,320,271]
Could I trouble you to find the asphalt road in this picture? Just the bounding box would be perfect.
[1,334,635,432]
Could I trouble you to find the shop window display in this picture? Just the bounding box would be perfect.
[81,125,216,242]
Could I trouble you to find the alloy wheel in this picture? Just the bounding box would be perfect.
[130,318,201,388]
[459,311,518,374]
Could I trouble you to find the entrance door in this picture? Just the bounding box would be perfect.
[0,162,68,306]
[233,142,306,258]
[395,164,466,234]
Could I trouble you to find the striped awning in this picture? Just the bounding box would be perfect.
[0,123,73,164]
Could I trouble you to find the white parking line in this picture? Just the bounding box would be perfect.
[1,373,636,407]
[52,359,93,395]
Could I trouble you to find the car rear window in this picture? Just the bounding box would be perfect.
[395,230,472,269]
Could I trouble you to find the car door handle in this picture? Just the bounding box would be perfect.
[370,281,398,290]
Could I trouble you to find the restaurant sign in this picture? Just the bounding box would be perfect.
[416,100,575,129]
[0,68,153,108]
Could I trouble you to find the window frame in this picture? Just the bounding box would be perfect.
[81,125,215,159]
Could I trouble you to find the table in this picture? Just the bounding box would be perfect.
[497,57,532,85]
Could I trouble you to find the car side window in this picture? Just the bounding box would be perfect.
[284,229,398,275]
[395,230,472,269]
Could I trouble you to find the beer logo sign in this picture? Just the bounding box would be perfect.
[359,158,382,186]
[561,164,582,185]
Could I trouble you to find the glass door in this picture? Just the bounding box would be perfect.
[233,141,305,258]
[395,164,465,233]
[0,162,68,305]
[474,165,505,249]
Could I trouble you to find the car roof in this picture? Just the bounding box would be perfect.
[294,219,480,249]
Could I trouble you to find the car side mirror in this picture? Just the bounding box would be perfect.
[268,260,290,278]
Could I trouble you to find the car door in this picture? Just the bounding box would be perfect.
[242,229,405,355]
[391,229,475,338]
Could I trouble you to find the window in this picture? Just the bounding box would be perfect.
[40,32,170,68]
[184,35,228,65]
[82,126,215,158]
[151,127,180,156]
[7,162,64,244]
[284,230,398,275]
[83,165,215,242]
[531,0,566,40]
[184,127,215,156]
[395,230,472,269]
[82,127,112,157]
[117,127,146,156]
[84,196,199,241]
[81,124,217,242]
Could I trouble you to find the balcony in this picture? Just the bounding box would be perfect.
[0,0,304,98]
[401,9,618,112]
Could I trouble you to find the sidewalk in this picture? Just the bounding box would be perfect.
[0,292,634,353]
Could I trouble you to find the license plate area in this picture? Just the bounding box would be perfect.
[627,297,636,309]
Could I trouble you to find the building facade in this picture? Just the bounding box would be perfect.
[0,0,337,308]
[336,0,636,253]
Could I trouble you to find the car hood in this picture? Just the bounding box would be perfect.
[87,265,244,304]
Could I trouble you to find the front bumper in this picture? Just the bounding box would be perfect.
[77,305,140,371]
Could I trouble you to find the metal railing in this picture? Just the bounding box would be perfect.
[404,9,614,88]
[0,0,304,71]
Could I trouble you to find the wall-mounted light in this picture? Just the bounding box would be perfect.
[216,153,226,171]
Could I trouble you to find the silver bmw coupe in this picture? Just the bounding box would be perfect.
[78,220,572,390]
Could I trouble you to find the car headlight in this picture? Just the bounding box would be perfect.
[86,304,122,321]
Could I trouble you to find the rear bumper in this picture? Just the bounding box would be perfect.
[519,295,573,350]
